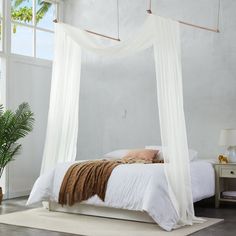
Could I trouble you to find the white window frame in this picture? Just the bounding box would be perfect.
[0,0,62,199]
[10,0,59,61]
[0,0,6,197]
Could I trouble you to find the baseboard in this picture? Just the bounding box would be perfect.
[4,189,31,199]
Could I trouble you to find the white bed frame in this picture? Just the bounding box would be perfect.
[48,201,155,223]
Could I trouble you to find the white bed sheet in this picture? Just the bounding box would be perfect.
[27,160,215,231]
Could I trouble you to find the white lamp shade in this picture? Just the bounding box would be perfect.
[219,129,236,146]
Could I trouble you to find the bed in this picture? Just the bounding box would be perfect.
[27,159,215,231]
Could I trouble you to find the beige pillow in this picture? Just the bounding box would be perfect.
[122,149,160,163]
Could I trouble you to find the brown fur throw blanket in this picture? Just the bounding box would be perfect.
[59,156,163,206]
[59,160,122,206]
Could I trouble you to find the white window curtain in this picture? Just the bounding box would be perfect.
[41,14,201,229]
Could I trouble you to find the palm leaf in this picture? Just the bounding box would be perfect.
[11,0,52,26]
[36,2,51,23]
[13,0,30,9]
[0,103,34,178]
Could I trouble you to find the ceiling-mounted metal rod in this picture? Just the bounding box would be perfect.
[116,0,121,40]
[85,30,121,41]
[146,0,220,33]
[178,20,219,33]
[216,0,221,31]
[147,0,152,14]
[53,19,121,41]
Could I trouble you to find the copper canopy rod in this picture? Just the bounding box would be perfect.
[53,0,121,42]
[53,20,121,42]
[84,30,120,41]
[147,0,220,33]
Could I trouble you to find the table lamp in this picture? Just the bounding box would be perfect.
[219,129,236,163]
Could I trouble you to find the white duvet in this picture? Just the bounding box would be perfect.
[27,160,215,231]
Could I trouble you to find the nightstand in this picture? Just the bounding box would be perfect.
[214,163,236,208]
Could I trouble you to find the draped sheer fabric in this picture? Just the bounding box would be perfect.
[40,14,201,229]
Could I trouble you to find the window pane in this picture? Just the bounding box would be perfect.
[11,24,33,56]
[11,0,33,25]
[36,30,53,60]
[36,1,55,30]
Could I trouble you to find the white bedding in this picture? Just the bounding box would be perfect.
[27,160,215,231]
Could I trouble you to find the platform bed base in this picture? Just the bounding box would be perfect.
[48,201,155,223]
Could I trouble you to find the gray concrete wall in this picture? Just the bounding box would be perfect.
[63,0,236,160]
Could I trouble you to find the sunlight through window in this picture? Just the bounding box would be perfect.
[11,0,57,60]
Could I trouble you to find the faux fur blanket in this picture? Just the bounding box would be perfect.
[59,157,163,206]
[58,160,122,206]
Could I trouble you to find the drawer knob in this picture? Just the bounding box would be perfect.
[230,171,234,174]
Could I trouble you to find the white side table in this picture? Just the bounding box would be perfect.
[214,163,236,208]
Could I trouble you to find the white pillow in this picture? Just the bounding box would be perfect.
[104,149,130,159]
[145,145,198,161]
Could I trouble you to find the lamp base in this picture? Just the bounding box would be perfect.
[226,146,236,163]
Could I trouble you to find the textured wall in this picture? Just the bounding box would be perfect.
[7,59,51,197]
[63,0,236,159]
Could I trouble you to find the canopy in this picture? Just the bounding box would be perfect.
[40,14,201,229]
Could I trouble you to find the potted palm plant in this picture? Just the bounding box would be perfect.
[0,103,34,204]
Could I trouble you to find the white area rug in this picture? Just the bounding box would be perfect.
[0,208,223,236]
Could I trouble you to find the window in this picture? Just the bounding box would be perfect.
[11,0,57,60]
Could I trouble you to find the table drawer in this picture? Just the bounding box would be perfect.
[220,167,236,178]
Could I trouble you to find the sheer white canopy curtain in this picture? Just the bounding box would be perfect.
[40,14,201,229]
